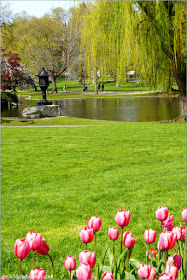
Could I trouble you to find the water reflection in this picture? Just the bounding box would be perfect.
[1,96,179,122]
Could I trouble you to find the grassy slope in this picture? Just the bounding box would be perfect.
[1,122,185,278]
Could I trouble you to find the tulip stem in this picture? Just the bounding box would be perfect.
[158,222,163,262]
[121,227,123,254]
[147,243,150,265]
[113,240,115,270]
[164,250,168,269]
[47,253,55,280]
[70,270,71,280]
[85,243,87,250]
[32,250,35,270]
[19,259,22,278]
[126,248,130,272]
[94,233,96,256]
[184,232,186,266]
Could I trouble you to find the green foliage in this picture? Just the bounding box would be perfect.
[1,92,18,106]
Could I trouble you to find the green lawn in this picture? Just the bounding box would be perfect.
[1,121,185,279]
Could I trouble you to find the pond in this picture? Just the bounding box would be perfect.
[1,96,179,122]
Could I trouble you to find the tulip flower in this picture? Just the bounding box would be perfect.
[159,232,176,250]
[80,227,94,250]
[26,232,42,250]
[102,272,113,280]
[165,265,178,280]
[162,215,174,227]
[138,264,151,279]
[158,273,173,279]
[146,248,157,260]
[167,255,181,270]
[30,267,46,280]
[181,226,186,239]
[115,210,130,253]
[64,255,76,280]
[76,263,91,280]
[26,232,42,270]
[123,232,136,272]
[166,225,175,232]
[148,267,157,280]
[14,238,31,276]
[181,207,187,223]
[88,216,102,233]
[172,227,182,241]
[79,250,96,268]
[155,206,169,221]
[123,232,136,249]
[88,216,102,255]
[144,229,157,244]
[35,239,49,255]
[14,239,31,260]
[108,227,119,241]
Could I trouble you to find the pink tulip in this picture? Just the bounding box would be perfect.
[102,272,113,280]
[165,265,178,280]
[26,232,42,250]
[138,264,151,279]
[76,263,91,280]
[144,229,157,244]
[79,250,96,268]
[80,227,94,244]
[148,267,157,280]
[159,232,176,250]
[155,206,169,221]
[64,255,76,271]
[35,239,49,255]
[123,232,136,248]
[158,273,173,279]
[108,227,119,241]
[115,210,130,227]
[88,216,102,233]
[181,226,186,239]
[14,238,31,259]
[146,248,157,260]
[181,207,187,223]
[162,215,174,227]
[30,267,46,280]
[167,255,181,270]
[172,227,182,241]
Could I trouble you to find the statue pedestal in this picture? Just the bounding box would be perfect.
[22,105,60,119]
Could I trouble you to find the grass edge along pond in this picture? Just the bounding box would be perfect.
[1,121,185,279]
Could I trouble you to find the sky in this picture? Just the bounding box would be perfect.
[2,0,81,18]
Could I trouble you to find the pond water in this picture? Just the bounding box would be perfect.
[1,96,179,122]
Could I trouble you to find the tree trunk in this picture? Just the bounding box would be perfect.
[94,68,98,94]
[51,76,57,94]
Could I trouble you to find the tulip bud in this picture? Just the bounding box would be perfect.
[165,265,178,280]
[138,264,151,279]
[64,255,76,271]
[35,238,49,255]
[123,232,136,248]
[76,263,91,280]
[158,273,173,279]
[115,210,130,227]
[146,248,157,260]
[148,267,157,280]
[30,267,46,280]
[80,227,94,244]
[144,229,157,244]
[159,232,176,250]
[181,207,187,223]
[79,250,96,268]
[167,255,181,270]
[108,227,119,241]
[14,238,31,259]
[26,232,42,250]
[181,226,186,240]
[102,272,113,280]
[172,227,182,241]
[88,216,102,233]
[155,206,169,221]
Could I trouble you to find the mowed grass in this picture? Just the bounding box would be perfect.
[1,122,185,278]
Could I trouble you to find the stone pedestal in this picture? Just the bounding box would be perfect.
[22,105,60,119]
